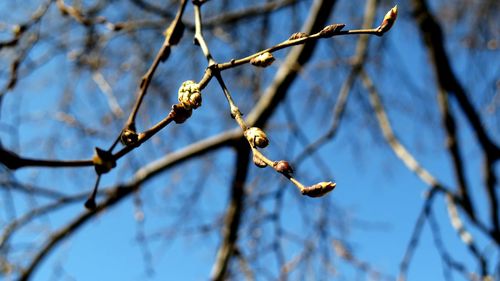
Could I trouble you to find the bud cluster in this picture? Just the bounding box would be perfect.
[178,80,202,110]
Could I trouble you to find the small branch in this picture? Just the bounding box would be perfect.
[398,190,436,281]
[117,0,187,150]
[444,194,489,278]
[0,145,93,170]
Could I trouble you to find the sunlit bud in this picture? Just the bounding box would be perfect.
[250,52,275,67]
[253,155,267,168]
[178,80,202,110]
[120,128,139,147]
[288,32,308,40]
[244,127,269,148]
[273,160,293,176]
[172,104,193,124]
[319,24,345,38]
[165,21,185,46]
[378,5,398,33]
[301,181,336,197]
[92,147,116,175]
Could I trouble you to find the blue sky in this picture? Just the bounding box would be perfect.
[0,0,498,280]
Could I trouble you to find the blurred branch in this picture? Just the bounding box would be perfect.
[210,141,250,281]
[398,189,436,281]
[360,70,449,194]
[445,194,489,277]
[294,0,378,164]
[436,88,475,219]
[202,0,299,28]
[0,0,52,50]
[411,0,500,244]
[428,207,484,281]
[410,0,500,159]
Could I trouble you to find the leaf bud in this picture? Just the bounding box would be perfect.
[301,181,336,198]
[250,52,275,67]
[252,154,267,168]
[318,24,345,38]
[288,32,308,40]
[378,5,398,34]
[273,160,293,176]
[120,128,139,147]
[172,104,193,124]
[244,127,269,148]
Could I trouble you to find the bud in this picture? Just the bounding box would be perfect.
[178,80,202,110]
[120,128,139,147]
[273,160,293,176]
[318,24,345,38]
[250,52,275,67]
[378,5,398,34]
[165,21,185,46]
[172,104,193,124]
[244,127,269,148]
[301,181,336,198]
[288,32,308,40]
[92,147,116,175]
[253,154,267,168]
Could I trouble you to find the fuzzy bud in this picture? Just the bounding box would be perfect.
[273,160,293,176]
[288,32,308,40]
[378,5,398,34]
[301,181,336,198]
[319,24,345,38]
[253,155,267,168]
[92,147,116,175]
[244,127,269,148]
[178,80,202,110]
[250,52,275,67]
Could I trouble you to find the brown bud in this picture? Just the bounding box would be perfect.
[178,80,202,110]
[250,52,275,67]
[120,128,139,147]
[92,147,116,175]
[244,127,269,148]
[301,181,336,198]
[378,5,398,34]
[172,104,193,124]
[318,24,345,38]
[253,154,267,168]
[273,160,293,176]
[165,21,185,46]
[288,32,308,40]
